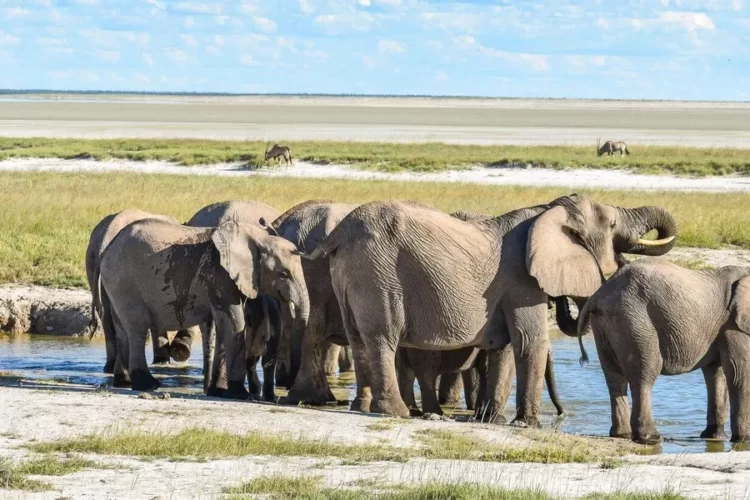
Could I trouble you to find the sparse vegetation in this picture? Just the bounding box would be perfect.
[0,459,53,492]
[2,172,750,288]
[17,455,98,476]
[1,137,749,176]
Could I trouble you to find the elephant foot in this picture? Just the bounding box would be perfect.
[370,398,410,418]
[285,388,337,406]
[474,406,506,424]
[275,365,292,389]
[409,408,423,418]
[130,369,161,392]
[103,360,115,374]
[609,425,632,439]
[113,373,132,388]
[223,381,250,400]
[438,397,461,407]
[730,433,750,443]
[350,397,372,413]
[152,356,170,366]
[633,429,662,445]
[700,425,727,441]
[206,386,226,398]
[511,415,541,429]
[169,341,192,363]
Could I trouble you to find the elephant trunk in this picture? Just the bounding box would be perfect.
[287,290,309,388]
[616,206,678,256]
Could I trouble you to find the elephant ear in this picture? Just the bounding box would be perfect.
[211,221,259,299]
[526,205,601,298]
[731,276,750,334]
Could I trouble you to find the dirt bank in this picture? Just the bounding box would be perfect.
[0,385,747,499]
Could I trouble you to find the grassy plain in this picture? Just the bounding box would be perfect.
[2,172,750,287]
[2,137,750,175]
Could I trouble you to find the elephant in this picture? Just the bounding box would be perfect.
[323,343,354,376]
[85,208,195,373]
[310,194,677,425]
[577,259,750,444]
[185,200,303,401]
[272,201,358,404]
[98,215,309,395]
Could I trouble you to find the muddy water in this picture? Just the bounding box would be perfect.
[0,334,730,454]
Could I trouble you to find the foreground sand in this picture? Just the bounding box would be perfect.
[0,385,748,499]
[1,95,749,146]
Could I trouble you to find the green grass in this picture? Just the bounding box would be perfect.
[0,459,53,492]
[222,475,686,500]
[17,455,98,476]
[2,172,750,288]
[30,427,609,465]
[2,137,750,175]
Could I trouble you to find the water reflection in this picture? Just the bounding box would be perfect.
[0,333,736,454]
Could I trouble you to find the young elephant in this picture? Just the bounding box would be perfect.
[85,208,196,372]
[99,218,309,394]
[578,259,750,444]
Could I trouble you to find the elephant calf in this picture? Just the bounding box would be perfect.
[579,259,750,444]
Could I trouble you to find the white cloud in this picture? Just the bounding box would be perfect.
[180,34,199,47]
[434,71,449,82]
[240,55,254,65]
[125,32,151,46]
[97,49,120,62]
[299,0,314,14]
[375,0,401,5]
[658,11,715,30]
[185,16,195,27]
[142,53,155,66]
[49,70,99,82]
[733,0,743,9]
[239,1,259,14]
[315,12,375,34]
[566,55,608,69]
[35,0,52,6]
[167,48,188,62]
[597,17,609,29]
[214,35,225,46]
[0,31,20,46]
[358,0,371,5]
[142,0,166,10]
[175,2,221,14]
[37,37,67,46]
[135,73,151,83]
[426,40,443,50]
[304,48,329,60]
[378,39,404,54]
[454,35,549,71]
[252,17,277,33]
[421,12,480,32]
[206,45,221,55]
[362,55,376,68]
[74,0,99,4]
[6,7,31,17]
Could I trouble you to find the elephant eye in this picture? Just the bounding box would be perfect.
[279,270,291,280]
[610,221,616,229]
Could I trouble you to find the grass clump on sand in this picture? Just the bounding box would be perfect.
[0,459,53,492]
[1,137,750,176]
[17,455,99,476]
[3,172,750,288]
[222,475,687,500]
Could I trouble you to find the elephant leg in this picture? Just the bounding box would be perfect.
[323,341,341,376]
[102,297,118,374]
[112,315,131,388]
[151,330,170,365]
[118,311,159,392]
[627,351,661,445]
[462,366,480,411]
[245,356,262,399]
[594,333,631,439]
[260,305,280,402]
[348,330,373,413]
[477,345,514,424]
[338,345,354,373]
[214,308,250,400]
[396,349,421,416]
[275,301,294,388]
[721,330,750,442]
[285,312,338,406]
[368,341,410,418]
[438,372,463,407]
[701,362,728,440]
[169,328,195,363]
[416,371,442,416]
[203,322,228,397]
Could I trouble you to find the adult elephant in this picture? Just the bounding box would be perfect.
[578,259,750,444]
[186,200,302,401]
[272,200,358,404]
[311,194,677,425]
[98,215,309,395]
[85,208,196,373]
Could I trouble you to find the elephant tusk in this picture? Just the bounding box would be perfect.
[637,236,675,246]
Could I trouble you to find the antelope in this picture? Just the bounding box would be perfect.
[597,138,629,156]
[264,143,293,166]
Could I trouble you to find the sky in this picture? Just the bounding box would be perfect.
[0,0,748,100]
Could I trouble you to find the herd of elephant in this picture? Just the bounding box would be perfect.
[85,194,750,446]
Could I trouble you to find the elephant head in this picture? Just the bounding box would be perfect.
[212,220,310,371]
[527,194,677,305]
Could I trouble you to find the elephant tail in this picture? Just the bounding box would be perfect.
[86,268,104,340]
[307,223,343,260]
[576,298,595,366]
[544,348,565,416]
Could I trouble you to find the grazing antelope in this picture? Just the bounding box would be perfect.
[264,143,293,166]
[597,138,629,156]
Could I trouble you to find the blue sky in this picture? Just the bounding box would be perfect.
[0,0,748,99]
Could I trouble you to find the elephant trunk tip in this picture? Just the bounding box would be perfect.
[578,350,589,367]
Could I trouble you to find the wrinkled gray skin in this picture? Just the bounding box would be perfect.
[578,259,750,444]
[99,214,309,395]
[395,207,565,418]
[312,195,677,424]
[85,209,196,373]
[272,201,357,404]
[186,200,307,401]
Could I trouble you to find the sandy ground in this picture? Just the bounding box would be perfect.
[4,157,750,193]
[0,385,748,500]
[1,95,750,146]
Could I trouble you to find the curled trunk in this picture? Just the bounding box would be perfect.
[615,206,678,256]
